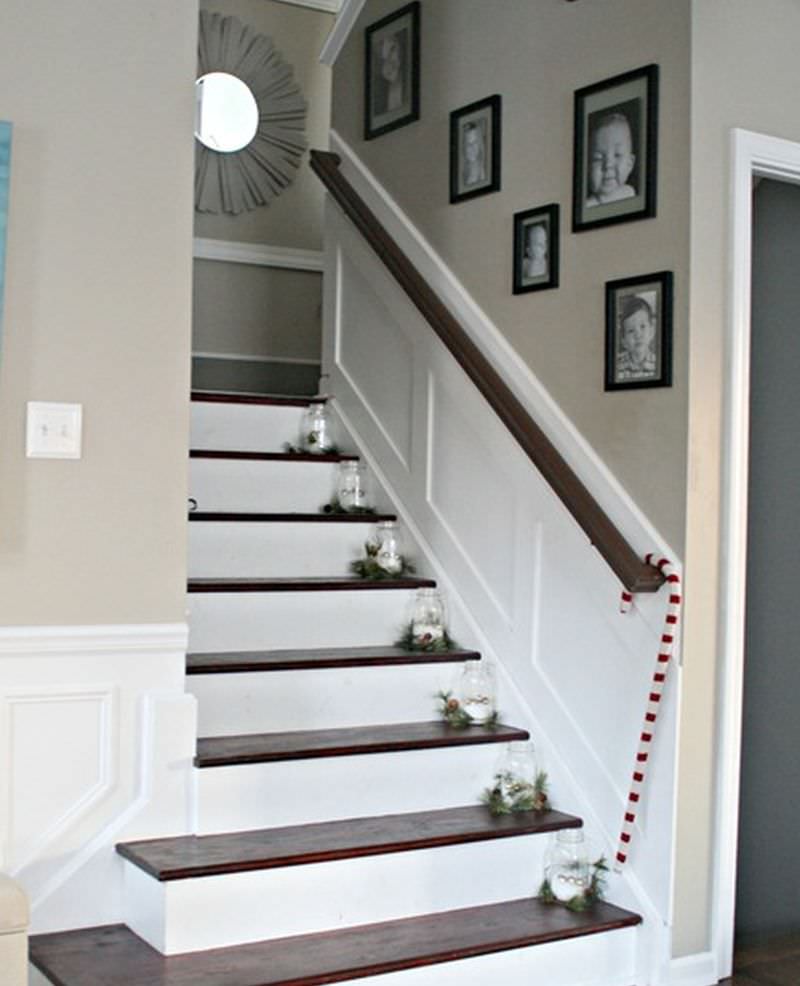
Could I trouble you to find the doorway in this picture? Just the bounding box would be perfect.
[733,178,800,952]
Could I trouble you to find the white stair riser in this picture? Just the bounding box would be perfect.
[188,522,376,578]
[187,589,420,652]
[191,401,310,453]
[319,930,637,986]
[189,459,340,513]
[124,834,552,953]
[196,744,518,832]
[190,664,461,734]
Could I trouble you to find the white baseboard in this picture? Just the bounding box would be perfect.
[320,0,366,65]
[665,951,719,986]
[328,129,678,566]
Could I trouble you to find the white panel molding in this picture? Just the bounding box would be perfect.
[322,198,678,981]
[712,127,800,982]
[193,237,324,272]
[0,623,193,924]
[320,0,366,65]
[6,686,115,873]
[0,623,188,656]
[328,129,678,566]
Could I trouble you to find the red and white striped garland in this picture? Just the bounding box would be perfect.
[615,554,681,871]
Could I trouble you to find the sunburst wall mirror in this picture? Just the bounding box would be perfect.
[194,10,307,215]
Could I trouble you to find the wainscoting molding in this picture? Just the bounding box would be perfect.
[322,184,679,984]
[193,237,324,272]
[0,623,195,932]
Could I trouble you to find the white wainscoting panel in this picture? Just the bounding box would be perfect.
[322,191,680,974]
[337,247,416,470]
[0,623,194,933]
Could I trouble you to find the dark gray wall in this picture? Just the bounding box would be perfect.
[736,178,800,942]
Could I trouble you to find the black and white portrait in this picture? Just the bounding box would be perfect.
[364,3,420,140]
[450,95,501,204]
[605,271,673,390]
[513,204,559,294]
[573,64,658,231]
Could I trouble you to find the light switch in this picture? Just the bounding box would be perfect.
[26,402,83,459]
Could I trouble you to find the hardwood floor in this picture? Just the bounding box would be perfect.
[721,932,800,984]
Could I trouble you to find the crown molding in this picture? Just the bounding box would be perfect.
[271,0,340,14]
[193,237,324,272]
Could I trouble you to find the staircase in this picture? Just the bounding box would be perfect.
[29,391,641,985]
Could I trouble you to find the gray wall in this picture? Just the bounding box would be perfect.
[735,178,800,941]
[333,0,691,552]
[0,0,196,626]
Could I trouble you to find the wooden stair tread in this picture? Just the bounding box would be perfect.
[29,899,642,986]
[116,805,580,880]
[187,576,436,593]
[189,511,397,523]
[195,720,529,767]
[191,390,325,407]
[186,644,481,674]
[190,449,357,463]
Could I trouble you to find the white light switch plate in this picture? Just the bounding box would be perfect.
[26,402,83,459]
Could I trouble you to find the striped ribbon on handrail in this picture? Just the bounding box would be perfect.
[615,555,681,870]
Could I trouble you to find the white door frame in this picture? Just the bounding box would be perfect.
[712,127,800,979]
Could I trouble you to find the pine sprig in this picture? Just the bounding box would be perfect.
[481,770,551,815]
[349,540,415,580]
[538,856,609,912]
[395,622,459,653]
[436,690,499,730]
[320,496,376,516]
[282,438,340,455]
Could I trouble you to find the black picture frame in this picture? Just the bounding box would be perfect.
[572,64,659,232]
[449,95,502,204]
[513,203,559,294]
[605,271,673,391]
[364,2,420,141]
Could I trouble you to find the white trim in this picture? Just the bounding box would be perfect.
[320,0,366,66]
[193,351,320,366]
[0,623,188,656]
[666,951,719,986]
[193,237,324,272]
[271,0,340,12]
[328,129,677,566]
[713,128,800,981]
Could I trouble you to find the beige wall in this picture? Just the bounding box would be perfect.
[674,0,800,958]
[333,0,691,551]
[195,0,333,250]
[0,0,197,625]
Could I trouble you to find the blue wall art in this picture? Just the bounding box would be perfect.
[0,121,11,355]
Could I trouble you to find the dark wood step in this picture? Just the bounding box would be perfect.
[189,511,396,523]
[116,804,580,881]
[187,576,436,594]
[190,449,357,463]
[195,720,529,767]
[186,644,481,674]
[29,898,642,986]
[191,390,325,407]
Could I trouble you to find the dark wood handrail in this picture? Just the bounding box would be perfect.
[310,150,664,593]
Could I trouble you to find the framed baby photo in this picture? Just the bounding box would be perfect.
[364,2,420,141]
[605,271,673,391]
[572,64,659,232]
[449,94,502,204]
[513,203,559,293]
